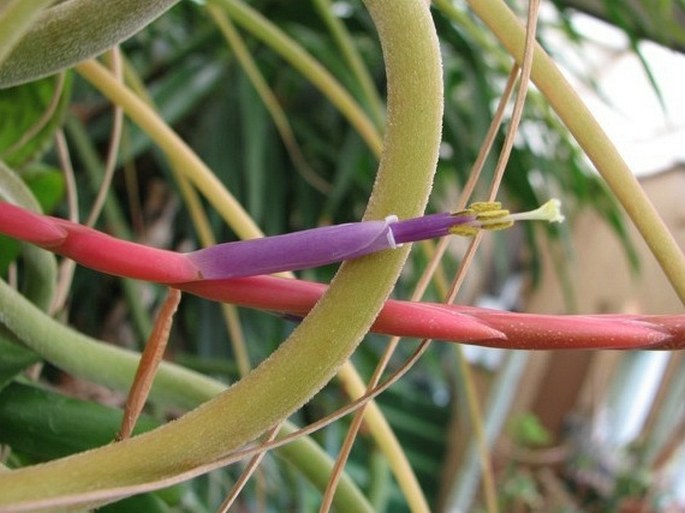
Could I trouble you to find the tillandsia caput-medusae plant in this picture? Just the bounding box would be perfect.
[0,0,684,512]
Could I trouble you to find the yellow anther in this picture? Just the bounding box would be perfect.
[469,201,502,213]
[451,208,475,218]
[451,202,507,219]
[476,208,510,221]
[480,220,514,232]
[468,201,511,230]
[450,201,512,236]
[449,225,480,237]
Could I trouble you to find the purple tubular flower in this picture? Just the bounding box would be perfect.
[186,200,564,280]
[187,218,399,279]
[187,212,478,279]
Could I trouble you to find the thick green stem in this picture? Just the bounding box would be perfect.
[468,0,685,304]
[0,0,443,510]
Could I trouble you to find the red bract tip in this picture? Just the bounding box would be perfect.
[456,307,674,350]
[179,276,682,350]
[0,202,67,247]
[602,314,685,350]
[0,202,201,282]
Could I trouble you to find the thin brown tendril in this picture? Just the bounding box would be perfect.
[215,423,281,513]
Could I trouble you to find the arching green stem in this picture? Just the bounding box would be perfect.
[0,0,443,510]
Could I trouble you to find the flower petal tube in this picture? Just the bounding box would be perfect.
[187,217,401,279]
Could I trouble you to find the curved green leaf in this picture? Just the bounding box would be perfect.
[0,0,181,88]
[0,335,39,391]
[0,0,56,69]
[0,382,159,462]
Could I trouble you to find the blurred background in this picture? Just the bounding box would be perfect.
[0,1,684,511]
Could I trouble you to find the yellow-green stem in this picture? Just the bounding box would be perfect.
[207,5,331,194]
[312,0,385,130]
[169,159,252,376]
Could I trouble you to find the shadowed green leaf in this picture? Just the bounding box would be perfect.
[0,336,39,391]
[0,382,159,462]
[22,164,65,213]
[0,74,72,169]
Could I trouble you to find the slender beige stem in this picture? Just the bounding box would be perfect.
[450,5,540,511]
[335,361,431,513]
[488,0,539,201]
[51,130,79,315]
[86,47,124,228]
[215,424,281,513]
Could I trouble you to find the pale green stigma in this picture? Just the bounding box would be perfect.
[507,198,565,224]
